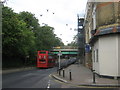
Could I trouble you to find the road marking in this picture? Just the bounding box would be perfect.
[49,74,51,77]
[47,79,51,89]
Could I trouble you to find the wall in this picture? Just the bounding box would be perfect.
[84,2,94,68]
[84,2,94,43]
[96,2,115,27]
[118,35,120,76]
[99,35,118,76]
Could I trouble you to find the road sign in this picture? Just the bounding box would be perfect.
[58,53,62,56]
[57,51,62,56]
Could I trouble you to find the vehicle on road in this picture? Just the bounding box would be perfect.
[58,57,78,70]
[37,50,56,68]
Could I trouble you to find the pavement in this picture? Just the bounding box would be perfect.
[1,66,35,74]
[51,64,120,88]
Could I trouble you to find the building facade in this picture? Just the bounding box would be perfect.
[84,1,120,78]
[77,17,85,64]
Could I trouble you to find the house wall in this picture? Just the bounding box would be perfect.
[118,35,120,76]
[84,2,94,43]
[96,2,115,27]
[84,2,120,42]
[99,35,118,76]
[84,2,94,68]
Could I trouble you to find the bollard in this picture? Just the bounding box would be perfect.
[63,69,65,77]
[93,70,96,83]
[69,69,72,80]
[59,69,61,76]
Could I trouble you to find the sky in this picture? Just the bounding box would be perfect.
[4,0,88,45]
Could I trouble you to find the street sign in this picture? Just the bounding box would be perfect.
[58,51,62,56]
[57,52,62,56]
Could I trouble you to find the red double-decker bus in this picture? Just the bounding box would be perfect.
[37,50,56,68]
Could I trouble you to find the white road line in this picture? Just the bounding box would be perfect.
[47,80,51,89]
[47,84,50,88]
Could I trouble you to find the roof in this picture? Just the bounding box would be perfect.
[89,25,120,45]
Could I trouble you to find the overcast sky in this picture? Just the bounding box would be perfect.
[5,0,88,45]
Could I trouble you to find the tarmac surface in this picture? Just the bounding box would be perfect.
[1,67,36,74]
[1,63,120,89]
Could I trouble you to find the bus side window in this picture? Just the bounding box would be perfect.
[48,56,52,59]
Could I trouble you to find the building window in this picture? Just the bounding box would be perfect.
[96,49,98,62]
[93,49,99,63]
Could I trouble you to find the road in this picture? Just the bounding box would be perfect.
[2,67,65,89]
[2,67,117,90]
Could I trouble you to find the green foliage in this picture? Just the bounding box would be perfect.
[35,25,64,50]
[18,11,39,32]
[2,6,64,68]
[2,6,37,67]
[67,35,77,47]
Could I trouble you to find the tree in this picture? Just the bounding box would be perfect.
[35,25,64,51]
[19,11,39,28]
[54,36,64,47]
[2,6,64,68]
[67,35,77,47]
[2,6,36,67]
[18,11,39,64]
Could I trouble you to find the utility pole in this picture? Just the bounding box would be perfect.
[58,51,62,70]
[58,51,61,70]
[58,51,62,75]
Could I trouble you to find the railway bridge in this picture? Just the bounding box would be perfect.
[51,46,78,58]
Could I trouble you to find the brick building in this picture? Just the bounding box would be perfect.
[84,1,120,78]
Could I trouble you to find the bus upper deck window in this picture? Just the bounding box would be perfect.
[40,52,46,54]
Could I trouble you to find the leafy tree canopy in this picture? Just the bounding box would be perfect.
[2,6,64,68]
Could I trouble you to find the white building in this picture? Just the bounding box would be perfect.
[92,34,120,78]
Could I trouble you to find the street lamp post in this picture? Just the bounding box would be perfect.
[58,51,62,70]
[58,51,62,76]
